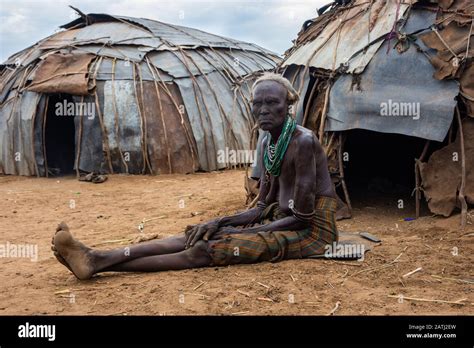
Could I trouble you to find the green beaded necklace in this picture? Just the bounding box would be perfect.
[263,116,297,177]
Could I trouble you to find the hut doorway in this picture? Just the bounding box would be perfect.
[342,130,428,213]
[44,94,76,176]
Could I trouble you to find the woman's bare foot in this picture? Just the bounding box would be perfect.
[53,222,95,280]
[51,225,73,272]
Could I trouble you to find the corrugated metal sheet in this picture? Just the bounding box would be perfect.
[102,80,144,173]
[325,8,459,141]
[0,91,40,176]
[40,22,162,50]
[175,71,255,171]
[118,16,277,55]
[282,0,413,74]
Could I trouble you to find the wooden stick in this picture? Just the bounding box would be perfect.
[402,267,423,278]
[257,297,274,302]
[330,260,363,267]
[182,292,211,299]
[388,295,466,305]
[327,301,341,315]
[302,78,319,127]
[247,194,259,209]
[193,282,205,291]
[318,84,331,143]
[231,311,250,315]
[338,133,352,214]
[455,106,467,229]
[414,140,430,218]
[256,282,270,289]
[290,274,297,282]
[347,247,407,279]
[237,290,251,297]
[142,215,167,223]
[92,238,133,247]
[431,274,474,284]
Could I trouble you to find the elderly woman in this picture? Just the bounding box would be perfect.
[51,73,338,280]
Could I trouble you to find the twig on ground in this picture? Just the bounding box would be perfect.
[327,301,341,315]
[193,282,205,291]
[331,260,363,267]
[257,297,274,302]
[403,267,423,278]
[388,295,467,305]
[237,290,251,297]
[431,274,474,284]
[92,238,133,247]
[182,292,211,299]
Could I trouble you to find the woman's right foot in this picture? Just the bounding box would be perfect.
[52,222,95,280]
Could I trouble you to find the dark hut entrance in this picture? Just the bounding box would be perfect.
[44,94,76,176]
[341,130,428,215]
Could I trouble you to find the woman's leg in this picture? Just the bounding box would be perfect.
[52,222,211,280]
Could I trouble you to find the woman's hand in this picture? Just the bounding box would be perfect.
[184,220,220,248]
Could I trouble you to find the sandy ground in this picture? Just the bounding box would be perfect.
[0,170,472,315]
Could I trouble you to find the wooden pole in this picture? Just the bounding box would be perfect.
[455,106,467,229]
[318,82,331,142]
[338,133,352,214]
[415,140,430,219]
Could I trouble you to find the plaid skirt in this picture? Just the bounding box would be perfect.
[207,196,338,266]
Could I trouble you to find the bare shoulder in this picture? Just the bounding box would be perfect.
[292,125,319,151]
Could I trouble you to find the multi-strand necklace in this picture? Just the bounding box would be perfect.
[263,116,297,177]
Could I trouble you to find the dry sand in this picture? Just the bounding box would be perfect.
[0,170,472,315]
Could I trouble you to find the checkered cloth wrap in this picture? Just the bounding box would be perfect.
[207,196,338,266]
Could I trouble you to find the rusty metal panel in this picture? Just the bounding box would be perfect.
[119,16,277,55]
[95,58,133,80]
[141,81,197,174]
[102,80,144,173]
[0,95,16,174]
[148,50,215,79]
[74,45,154,62]
[33,95,47,176]
[73,94,106,174]
[284,65,310,124]
[176,71,256,171]
[282,0,412,74]
[40,22,162,50]
[207,71,253,152]
[0,91,39,175]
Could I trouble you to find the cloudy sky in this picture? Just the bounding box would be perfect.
[0,0,327,62]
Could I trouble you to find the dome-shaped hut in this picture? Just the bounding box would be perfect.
[0,8,280,176]
[252,0,472,224]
